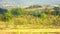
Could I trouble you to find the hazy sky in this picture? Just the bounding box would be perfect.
[0,0,60,6]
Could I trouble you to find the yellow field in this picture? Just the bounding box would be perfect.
[0,29,60,32]
[0,6,60,34]
[0,29,60,34]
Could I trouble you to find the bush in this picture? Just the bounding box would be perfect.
[40,13,47,19]
[32,11,41,17]
[10,8,21,16]
[0,8,8,15]
[53,7,60,15]
[2,12,12,22]
[10,8,29,17]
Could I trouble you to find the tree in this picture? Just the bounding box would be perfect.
[0,8,7,15]
[53,7,60,15]
[27,5,42,9]
[11,8,28,17]
[10,8,21,17]
[32,11,41,17]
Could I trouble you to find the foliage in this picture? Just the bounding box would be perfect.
[40,13,47,19]
[32,11,41,17]
[0,8,8,15]
[10,8,29,17]
[27,5,42,8]
[2,11,12,22]
[0,6,60,29]
[53,7,60,15]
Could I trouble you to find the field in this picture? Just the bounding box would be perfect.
[0,5,60,34]
[0,29,60,34]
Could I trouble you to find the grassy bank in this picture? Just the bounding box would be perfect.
[0,6,60,29]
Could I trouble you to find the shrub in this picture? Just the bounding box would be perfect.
[2,12,12,22]
[53,7,60,15]
[40,13,47,19]
[10,8,29,17]
[10,8,21,16]
[32,11,41,17]
[0,8,8,15]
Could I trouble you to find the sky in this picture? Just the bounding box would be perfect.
[0,0,60,6]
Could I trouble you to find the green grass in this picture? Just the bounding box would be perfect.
[0,6,60,29]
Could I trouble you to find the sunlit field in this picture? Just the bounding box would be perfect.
[0,5,60,34]
[0,5,60,29]
[0,31,60,34]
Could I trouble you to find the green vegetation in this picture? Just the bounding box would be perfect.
[0,6,60,29]
[27,5,42,9]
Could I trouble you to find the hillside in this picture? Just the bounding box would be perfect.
[0,5,60,29]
